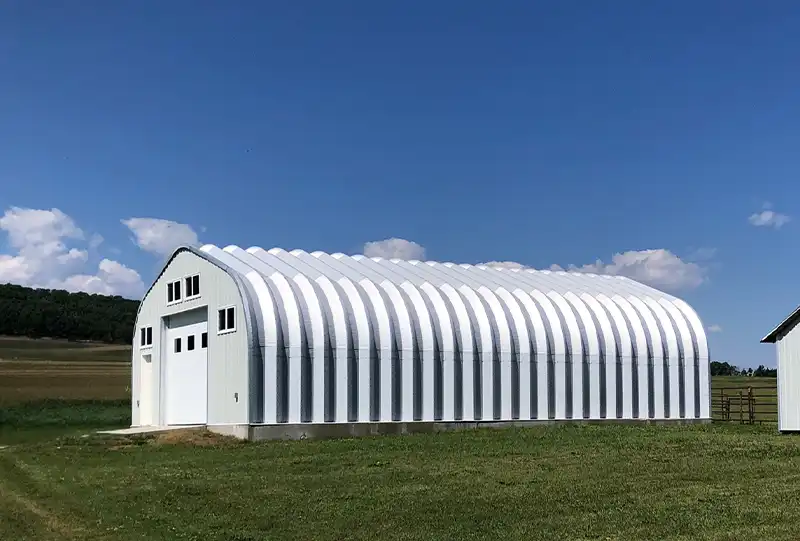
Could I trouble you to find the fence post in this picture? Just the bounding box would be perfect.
[739,390,744,424]
[748,387,755,424]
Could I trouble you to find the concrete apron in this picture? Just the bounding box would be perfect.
[98,425,201,436]
[207,418,713,442]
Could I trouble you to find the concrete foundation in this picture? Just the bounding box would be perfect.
[206,418,713,442]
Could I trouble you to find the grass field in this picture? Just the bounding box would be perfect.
[0,338,790,540]
[3,423,800,540]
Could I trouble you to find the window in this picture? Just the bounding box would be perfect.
[140,326,153,347]
[185,274,200,298]
[187,334,195,351]
[201,332,208,349]
[174,337,181,353]
[218,306,236,333]
[167,280,182,303]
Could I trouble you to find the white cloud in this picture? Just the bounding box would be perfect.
[0,207,144,298]
[122,217,200,257]
[707,324,723,333]
[0,206,83,249]
[481,261,530,270]
[550,249,707,292]
[748,203,790,229]
[363,238,426,260]
[53,259,144,298]
[89,233,104,249]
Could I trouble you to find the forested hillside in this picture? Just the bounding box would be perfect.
[0,283,139,344]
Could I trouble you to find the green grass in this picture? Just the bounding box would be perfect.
[0,343,786,540]
[2,423,800,540]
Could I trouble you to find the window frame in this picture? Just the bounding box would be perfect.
[167,279,182,304]
[217,305,236,334]
[140,326,153,348]
[185,273,201,300]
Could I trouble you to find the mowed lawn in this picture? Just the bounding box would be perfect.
[3,424,800,540]
[0,342,791,541]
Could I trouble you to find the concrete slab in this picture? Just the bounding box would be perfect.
[97,425,200,436]
[208,418,712,442]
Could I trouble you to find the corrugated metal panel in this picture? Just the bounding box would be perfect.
[777,322,800,431]
[196,245,711,425]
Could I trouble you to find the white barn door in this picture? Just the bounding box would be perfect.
[165,316,209,425]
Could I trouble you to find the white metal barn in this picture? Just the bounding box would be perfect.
[761,309,800,431]
[131,245,711,440]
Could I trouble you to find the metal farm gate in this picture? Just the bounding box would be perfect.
[712,384,778,424]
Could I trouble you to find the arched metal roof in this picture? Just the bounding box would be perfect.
[198,245,711,424]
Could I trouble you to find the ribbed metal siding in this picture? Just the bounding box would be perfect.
[777,322,800,431]
[199,245,711,425]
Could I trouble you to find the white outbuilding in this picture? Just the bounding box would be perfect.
[131,245,711,439]
[761,308,800,431]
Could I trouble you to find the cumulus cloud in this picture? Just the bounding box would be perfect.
[707,324,723,333]
[550,249,706,292]
[363,237,426,260]
[748,203,790,229]
[122,217,200,257]
[0,207,144,298]
[52,259,145,298]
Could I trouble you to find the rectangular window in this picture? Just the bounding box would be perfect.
[140,326,153,347]
[185,274,200,298]
[167,280,182,303]
[218,307,236,333]
[201,332,208,349]
[174,337,181,353]
[187,335,195,351]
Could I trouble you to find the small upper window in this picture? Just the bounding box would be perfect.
[140,326,153,347]
[218,306,236,333]
[167,280,182,303]
[185,274,200,298]
[174,337,182,353]
[201,332,208,349]
[187,334,195,351]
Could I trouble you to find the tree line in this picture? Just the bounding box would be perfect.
[0,283,139,344]
[711,360,777,378]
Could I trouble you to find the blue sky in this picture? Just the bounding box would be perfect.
[1,1,798,367]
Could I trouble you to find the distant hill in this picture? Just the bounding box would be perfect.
[0,283,139,344]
